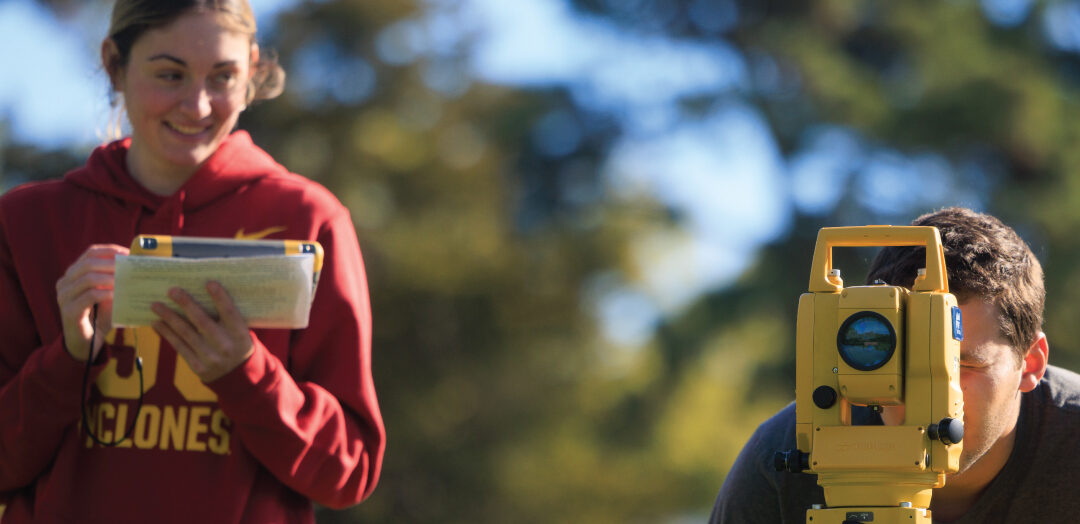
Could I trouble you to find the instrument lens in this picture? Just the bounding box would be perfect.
[837,312,896,371]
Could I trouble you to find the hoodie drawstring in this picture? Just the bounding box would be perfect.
[172,190,186,235]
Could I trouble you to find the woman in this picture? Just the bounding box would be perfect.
[0,1,385,522]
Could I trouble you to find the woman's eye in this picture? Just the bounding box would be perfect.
[156,71,182,82]
[214,72,236,85]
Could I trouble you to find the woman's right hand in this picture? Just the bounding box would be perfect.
[55,244,129,362]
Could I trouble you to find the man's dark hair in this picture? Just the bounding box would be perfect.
[866,207,1044,360]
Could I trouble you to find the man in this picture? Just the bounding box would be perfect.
[709,207,1080,523]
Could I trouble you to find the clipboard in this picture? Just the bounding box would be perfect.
[111,235,325,329]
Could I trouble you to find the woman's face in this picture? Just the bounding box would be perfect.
[115,11,254,186]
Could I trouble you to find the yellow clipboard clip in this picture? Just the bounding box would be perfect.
[130,235,324,291]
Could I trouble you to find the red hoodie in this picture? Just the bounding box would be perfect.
[0,131,385,523]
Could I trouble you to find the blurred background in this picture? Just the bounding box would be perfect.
[3,0,1080,521]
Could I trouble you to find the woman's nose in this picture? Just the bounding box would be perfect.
[180,84,213,119]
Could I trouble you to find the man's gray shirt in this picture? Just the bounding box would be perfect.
[709,365,1080,523]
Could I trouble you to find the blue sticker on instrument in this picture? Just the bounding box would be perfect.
[952,306,963,341]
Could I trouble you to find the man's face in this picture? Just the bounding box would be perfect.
[951,300,1025,477]
[882,300,1025,477]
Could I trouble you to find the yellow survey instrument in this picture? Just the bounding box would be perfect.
[773,226,964,524]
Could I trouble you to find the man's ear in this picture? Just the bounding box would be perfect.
[1019,332,1049,393]
[101,38,123,90]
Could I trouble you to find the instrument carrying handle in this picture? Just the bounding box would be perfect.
[808,226,948,293]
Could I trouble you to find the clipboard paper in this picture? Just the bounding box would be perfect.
[112,254,316,329]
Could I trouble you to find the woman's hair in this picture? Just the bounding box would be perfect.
[104,0,285,105]
[867,207,1045,361]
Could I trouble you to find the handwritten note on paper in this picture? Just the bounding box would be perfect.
[112,254,316,329]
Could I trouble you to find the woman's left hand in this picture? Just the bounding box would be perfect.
[151,281,254,383]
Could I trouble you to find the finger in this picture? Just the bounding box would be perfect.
[206,281,247,333]
[152,318,205,377]
[58,254,119,283]
[82,244,130,258]
[96,299,115,331]
[62,245,130,277]
[57,257,123,300]
[57,280,113,332]
[59,292,113,338]
[57,244,128,293]
[59,260,120,284]
[59,287,114,360]
[56,271,115,305]
[168,287,225,340]
[151,300,207,356]
[151,300,209,354]
[59,287,113,316]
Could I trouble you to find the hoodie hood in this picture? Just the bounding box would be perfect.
[66,130,284,213]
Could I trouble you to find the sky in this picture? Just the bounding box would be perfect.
[0,0,109,147]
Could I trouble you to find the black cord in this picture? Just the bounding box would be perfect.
[81,304,144,446]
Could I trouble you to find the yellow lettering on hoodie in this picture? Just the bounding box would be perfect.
[186,406,212,452]
[95,327,160,399]
[96,402,115,442]
[134,405,162,450]
[114,403,133,448]
[208,409,232,455]
[160,406,188,450]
